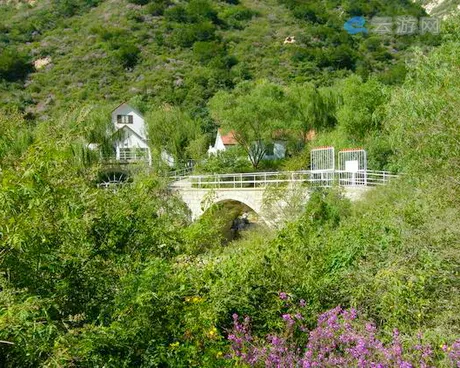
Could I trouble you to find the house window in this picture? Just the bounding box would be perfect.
[117,115,133,124]
[265,143,275,156]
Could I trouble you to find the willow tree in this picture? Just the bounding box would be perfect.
[208,80,288,168]
[286,83,338,142]
[335,76,388,141]
[146,105,206,165]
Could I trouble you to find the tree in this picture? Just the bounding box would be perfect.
[286,83,337,142]
[0,47,31,82]
[208,80,288,168]
[115,43,140,68]
[335,76,388,141]
[146,105,205,165]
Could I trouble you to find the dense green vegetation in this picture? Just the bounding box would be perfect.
[0,0,444,169]
[0,0,437,117]
[0,0,459,367]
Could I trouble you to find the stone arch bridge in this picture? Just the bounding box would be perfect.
[170,170,398,224]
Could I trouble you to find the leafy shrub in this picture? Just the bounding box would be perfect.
[292,3,325,23]
[180,205,229,254]
[115,44,141,68]
[194,147,252,174]
[219,6,258,29]
[128,0,150,5]
[53,0,102,17]
[165,5,189,23]
[336,76,389,140]
[187,0,219,24]
[378,63,407,85]
[0,110,34,164]
[303,189,351,228]
[165,0,218,24]
[193,41,226,63]
[315,45,357,70]
[145,0,170,16]
[173,22,217,47]
[257,158,284,172]
[146,105,204,163]
[55,0,79,17]
[0,47,31,81]
[0,135,191,366]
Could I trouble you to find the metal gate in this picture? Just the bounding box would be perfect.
[338,149,367,186]
[310,146,335,186]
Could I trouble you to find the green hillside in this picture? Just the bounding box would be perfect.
[417,0,460,17]
[1,0,433,118]
[0,1,459,367]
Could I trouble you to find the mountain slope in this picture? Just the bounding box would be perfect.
[0,0,436,121]
[416,0,460,17]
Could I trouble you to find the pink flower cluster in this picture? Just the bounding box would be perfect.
[228,300,459,368]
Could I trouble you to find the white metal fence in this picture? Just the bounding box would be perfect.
[169,166,195,181]
[177,170,399,189]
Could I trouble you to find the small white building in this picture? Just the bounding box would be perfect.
[112,103,152,165]
[207,128,287,160]
[88,103,176,167]
[207,128,238,155]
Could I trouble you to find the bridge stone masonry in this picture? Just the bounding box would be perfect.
[170,170,398,225]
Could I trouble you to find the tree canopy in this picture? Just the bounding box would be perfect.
[146,105,206,163]
[209,80,291,168]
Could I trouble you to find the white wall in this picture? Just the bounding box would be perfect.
[115,127,149,150]
[262,141,287,160]
[214,131,226,151]
[208,134,287,160]
[161,150,175,167]
[112,104,147,140]
[208,131,227,156]
[112,104,152,165]
[114,127,151,165]
[262,141,286,160]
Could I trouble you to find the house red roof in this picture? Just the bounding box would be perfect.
[218,129,238,145]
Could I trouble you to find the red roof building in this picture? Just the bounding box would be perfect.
[218,129,238,146]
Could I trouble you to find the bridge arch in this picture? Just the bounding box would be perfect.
[208,197,260,217]
[201,197,273,229]
[205,191,262,214]
[176,187,267,223]
[210,199,258,214]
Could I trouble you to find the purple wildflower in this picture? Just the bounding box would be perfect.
[227,304,455,367]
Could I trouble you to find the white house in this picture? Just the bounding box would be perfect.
[207,128,238,155]
[112,103,152,165]
[207,128,287,160]
[109,103,176,167]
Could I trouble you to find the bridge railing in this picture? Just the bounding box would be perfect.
[184,170,398,189]
[336,170,399,186]
[169,166,194,181]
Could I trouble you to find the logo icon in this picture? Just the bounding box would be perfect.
[344,16,368,35]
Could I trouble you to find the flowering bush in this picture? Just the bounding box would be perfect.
[228,297,460,367]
